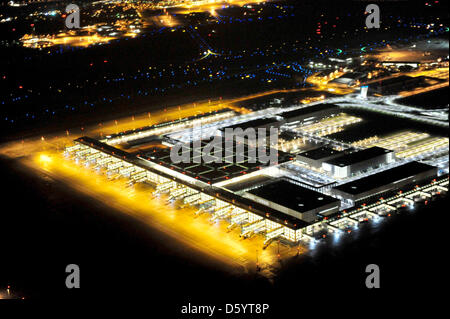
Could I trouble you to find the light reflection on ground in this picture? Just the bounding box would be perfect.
[0,90,310,278]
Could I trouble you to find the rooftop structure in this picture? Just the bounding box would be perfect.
[332,161,437,202]
[279,103,339,124]
[322,147,395,178]
[246,180,341,222]
[296,146,346,169]
[141,136,293,185]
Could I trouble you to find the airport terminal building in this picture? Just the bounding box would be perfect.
[64,104,443,244]
[296,146,346,169]
[332,161,437,203]
[322,147,395,178]
[245,180,340,222]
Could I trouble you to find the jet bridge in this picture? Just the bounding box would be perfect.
[264,226,285,244]
[211,205,233,221]
[241,219,266,237]
[183,193,201,205]
[229,212,249,227]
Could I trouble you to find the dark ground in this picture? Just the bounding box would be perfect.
[0,156,447,315]
[0,0,448,315]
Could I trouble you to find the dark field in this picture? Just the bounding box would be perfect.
[397,87,449,109]
[0,157,447,313]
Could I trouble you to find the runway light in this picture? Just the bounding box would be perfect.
[39,154,52,164]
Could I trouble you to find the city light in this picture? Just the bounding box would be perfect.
[1,0,448,304]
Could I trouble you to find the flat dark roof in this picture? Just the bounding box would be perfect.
[248,180,340,213]
[279,103,338,120]
[297,146,344,161]
[324,147,391,167]
[142,136,293,184]
[333,162,437,196]
[373,75,426,87]
[279,131,298,141]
